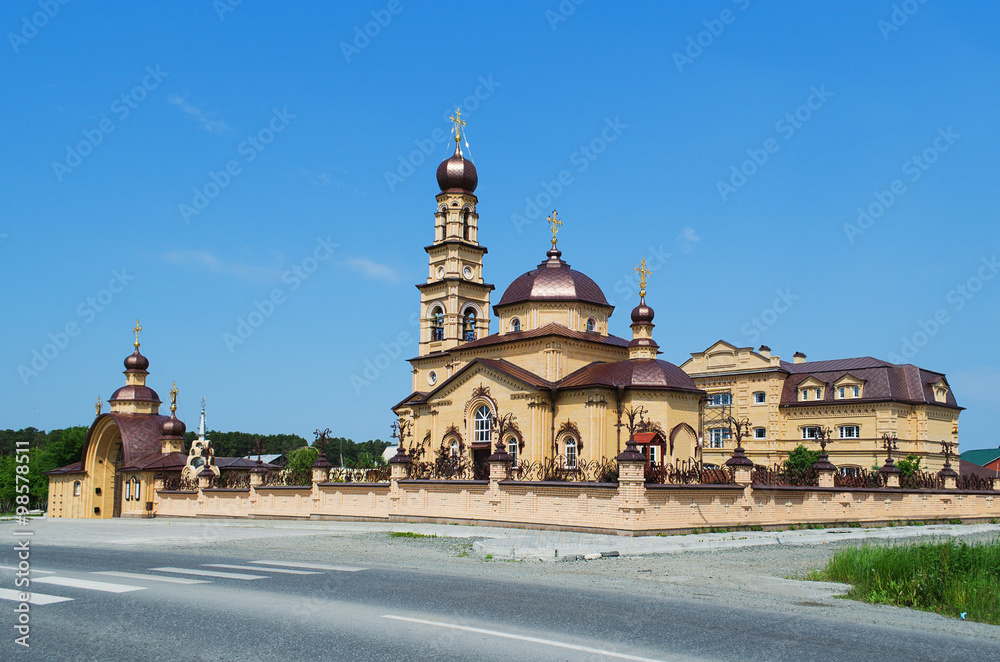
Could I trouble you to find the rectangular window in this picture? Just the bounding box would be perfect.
[753,427,767,439]
[754,392,766,404]
[708,393,732,407]
[565,439,577,469]
[838,386,845,399]
[815,388,822,400]
[802,426,820,439]
[708,428,731,448]
[840,425,860,439]
[800,389,808,401]
[853,385,860,398]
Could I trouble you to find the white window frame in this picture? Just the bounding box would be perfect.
[708,428,731,448]
[838,386,845,399]
[753,391,766,404]
[506,437,518,463]
[134,478,140,502]
[802,426,820,439]
[124,479,131,501]
[800,389,808,401]
[839,425,860,439]
[853,385,860,398]
[564,437,577,469]
[450,440,459,458]
[73,480,81,497]
[474,405,492,444]
[708,393,732,407]
[510,318,520,332]
[815,388,822,400]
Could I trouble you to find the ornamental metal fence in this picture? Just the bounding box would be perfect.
[209,473,250,489]
[406,458,489,481]
[752,463,819,487]
[833,467,888,488]
[163,476,199,491]
[261,469,312,487]
[900,470,944,490]
[507,456,620,483]
[646,458,735,485]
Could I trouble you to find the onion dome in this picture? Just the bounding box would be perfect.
[497,249,609,308]
[631,301,654,324]
[436,142,478,193]
[161,413,186,437]
[124,348,149,372]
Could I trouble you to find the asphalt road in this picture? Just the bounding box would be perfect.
[3,543,997,661]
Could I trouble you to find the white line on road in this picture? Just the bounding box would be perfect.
[0,565,54,573]
[0,588,73,605]
[382,615,674,662]
[93,571,211,585]
[249,560,367,572]
[204,564,320,575]
[33,576,146,593]
[150,567,267,580]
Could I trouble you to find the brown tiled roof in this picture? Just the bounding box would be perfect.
[109,384,161,404]
[458,323,629,351]
[394,358,551,410]
[779,361,961,409]
[80,413,172,471]
[43,461,85,475]
[123,451,188,471]
[495,252,609,309]
[558,359,703,394]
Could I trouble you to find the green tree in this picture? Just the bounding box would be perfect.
[284,446,318,479]
[784,444,820,482]
[896,454,922,477]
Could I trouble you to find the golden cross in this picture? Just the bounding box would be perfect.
[448,107,466,143]
[133,319,142,348]
[169,381,178,412]
[547,210,562,247]
[636,259,651,299]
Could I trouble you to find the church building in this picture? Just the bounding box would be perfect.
[392,113,705,470]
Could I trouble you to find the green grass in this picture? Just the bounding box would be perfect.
[389,531,437,539]
[810,538,1000,625]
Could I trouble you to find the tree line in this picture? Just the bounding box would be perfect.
[0,427,392,513]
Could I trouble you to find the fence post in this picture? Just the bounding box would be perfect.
[616,438,647,533]
[811,451,837,489]
[312,455,332,484]
[725,446,754,486]
[937,465,958,490]
[388,443,412,516]
[486,441,513,518]
[879,462,901,488]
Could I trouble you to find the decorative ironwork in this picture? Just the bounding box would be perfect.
[262,470,311,487]
[210,473,250,489]
[506,457,620,483]
[251,438,266,465]
[956,473,994,491]
[407,458,488,481]
[614,405,648,444]
[900,470,944,490]
[329,466,391,483]
[834,467,887,488]
[880,432,899,469]
[163,476,198,491]
[471,384,492,400]
[646,458,735,485]
[556,420,583,451]
[752,463,819,487]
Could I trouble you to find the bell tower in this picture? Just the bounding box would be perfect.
[417,109,494,356]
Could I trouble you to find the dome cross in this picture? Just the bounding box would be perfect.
[547,210,563,247]
[636,259,651,299]
[133,319,142,349]
[448,107,466,144]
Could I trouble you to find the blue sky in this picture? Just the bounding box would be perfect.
[2,1,997,451]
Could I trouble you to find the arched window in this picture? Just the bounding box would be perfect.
[586,317,596,332]
[450,439,460,458]
[474,405,492,444]
[430,306,444,341]
[133,478,141,502]
[463,309,477,341]
[73,481,81,497]
[564,437,577,469]
[506,436,518,463]
[510,318,521,333]
[462,210,471,240]
[124,479,131,501]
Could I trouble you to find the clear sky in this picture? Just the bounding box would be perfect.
[2,1,997,451]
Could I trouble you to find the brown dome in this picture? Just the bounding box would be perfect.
[436,142,478,193]
[161,413,186,437]
[109,385,161,404]
[496,249,609,309]
[124,348,149,372]
[631,302,654,324]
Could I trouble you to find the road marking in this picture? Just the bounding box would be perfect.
[0,588,73,605]
[93,571,211,585]
[204,564,320,575]
[0,565,54,573]
[249,560,367,572]
[33,576,145,593]
[382,615,673,662]
[150,567,267,580]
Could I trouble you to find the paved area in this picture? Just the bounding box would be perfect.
[8,516,999,560]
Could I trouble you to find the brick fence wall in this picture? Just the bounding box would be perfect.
[149,458,1000,535]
